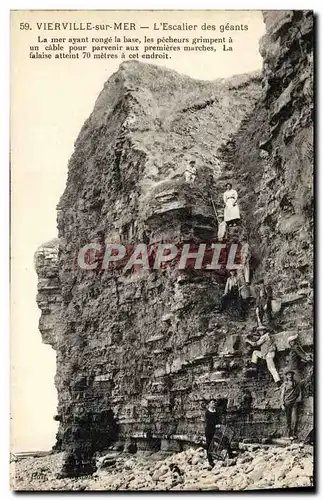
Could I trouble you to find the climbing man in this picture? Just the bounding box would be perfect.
[281,369,302,439]
[223,183,241,226]
[287,333,313,377]
[220,269,240,313]
[245,326,282,389]
[255,279,273,327]
[204,400,233,469]
[184,160,197,183]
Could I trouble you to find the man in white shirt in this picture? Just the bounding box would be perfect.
[246,326,281,389]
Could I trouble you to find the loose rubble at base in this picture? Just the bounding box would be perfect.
[12,443,313,491]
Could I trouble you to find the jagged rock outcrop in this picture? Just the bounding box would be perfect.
[35,10,313,477]
[214,8,314,443]
[34,239,62,349]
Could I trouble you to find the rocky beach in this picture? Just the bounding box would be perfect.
[12,442,313,491]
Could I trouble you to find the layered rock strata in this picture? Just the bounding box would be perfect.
[35,10,313,476]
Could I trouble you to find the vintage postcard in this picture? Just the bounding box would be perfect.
[10,9,314,491]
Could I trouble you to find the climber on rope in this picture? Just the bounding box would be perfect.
[245,326,282,389]
[184,160,197,183]
[223,182,241,227]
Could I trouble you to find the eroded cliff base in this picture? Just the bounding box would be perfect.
[13,442,313,491]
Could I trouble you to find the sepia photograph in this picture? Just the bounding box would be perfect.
[10,9,314,491]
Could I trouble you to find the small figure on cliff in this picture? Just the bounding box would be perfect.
[184,160,197,183]
[224,269,239,296]
[142,228,150,245]
[281,369,302,439]
[238,388,253,437]
[220,270,240,313]
[217,220,227,241]
[255,279,273,327]
[241,241,251,285]
[223,183,241,226]
[287,333,313,377]
[204,400,233,469]
[239,388,253,413]
[245,326,281,388]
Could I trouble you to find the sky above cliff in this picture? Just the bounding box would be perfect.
[11,10,265,452]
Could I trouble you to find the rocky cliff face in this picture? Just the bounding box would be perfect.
[35,10,313,476]
[34,239,62,349]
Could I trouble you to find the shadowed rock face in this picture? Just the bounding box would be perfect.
[35,10,313,476]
